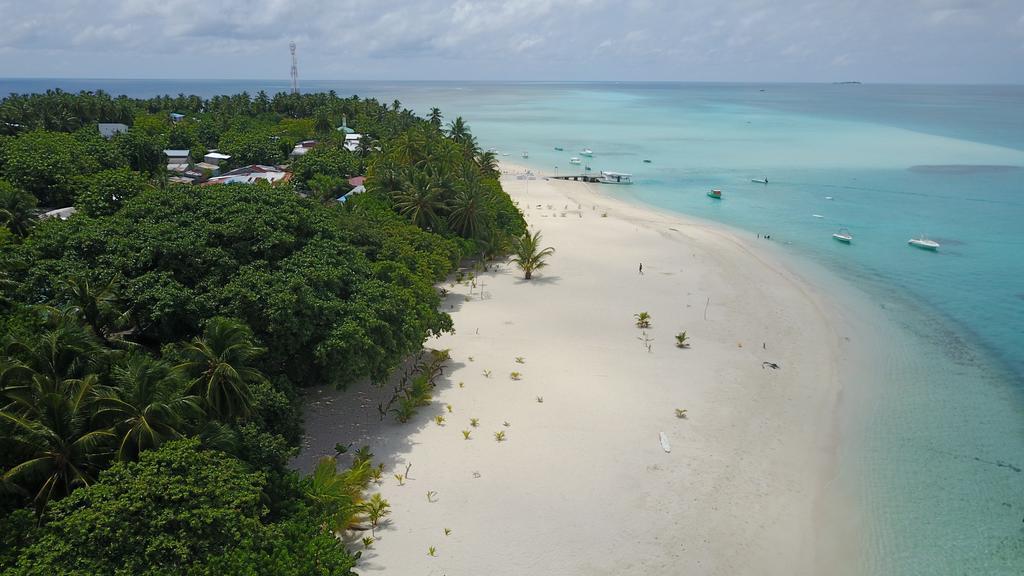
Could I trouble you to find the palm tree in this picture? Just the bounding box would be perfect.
[394,171,445,231]
[307,174,349,205]
[428,107,443,129]
[1,308,103,392]
[475,150,499,179]
[62,276,131,346]
[96,353,203,461]
[314,108,333,134]
[510,230,555,280]
[1,374,114,515]
[175,317,264,421]
[448,177,491,239]
[447,117,471,145]
[0,180,38,238]
[305,456,370,533]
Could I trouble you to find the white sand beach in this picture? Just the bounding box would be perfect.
[297,163,858,575]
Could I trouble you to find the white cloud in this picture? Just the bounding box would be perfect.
[0,0,1019,82]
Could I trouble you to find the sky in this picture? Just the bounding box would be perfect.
[0,0,1021,83]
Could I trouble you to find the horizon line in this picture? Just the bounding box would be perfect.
[1,77,1022,88]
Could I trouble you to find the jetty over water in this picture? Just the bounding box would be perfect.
[550,174,603,183]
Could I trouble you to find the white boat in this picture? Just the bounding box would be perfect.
[580,148,594,157]
[707,189,722,199]
[908,235,940,251]
[599,171,632,184]
[752,178,768,184]
[832,228,853,243]
[569,157,581,165]
[521,151,529,159]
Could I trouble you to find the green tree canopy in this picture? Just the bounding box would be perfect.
[74,168,149,217]
[0,130,100,206]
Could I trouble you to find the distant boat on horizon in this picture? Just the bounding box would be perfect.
[554,146,564,151]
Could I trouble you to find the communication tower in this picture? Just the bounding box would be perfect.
[290,41,299,94]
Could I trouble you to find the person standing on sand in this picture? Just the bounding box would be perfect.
[639,262,643,275]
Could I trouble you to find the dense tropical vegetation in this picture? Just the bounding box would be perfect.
[0,88,526,574]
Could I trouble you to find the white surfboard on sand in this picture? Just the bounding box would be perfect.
[659,432,671,453]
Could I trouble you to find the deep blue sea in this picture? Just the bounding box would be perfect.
[3,78,1022,573]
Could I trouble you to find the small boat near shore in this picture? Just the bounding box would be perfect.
[569,157,581,165]
[599,171,633,184]
[643,159,652,163]
[554,146,563,151]
[707,189,722,199]
[521,151,529,159]
[580,148,594,157]
[752,178,768,184]
[832,228,853,243]
[908,235,940,251]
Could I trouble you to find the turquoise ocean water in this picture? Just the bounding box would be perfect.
[3,79,1022,573]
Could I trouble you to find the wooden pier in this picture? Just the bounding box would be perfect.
[549,174,603,183]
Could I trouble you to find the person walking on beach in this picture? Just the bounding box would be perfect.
[639,262,643,275]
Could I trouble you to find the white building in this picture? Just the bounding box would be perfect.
[203,151,231,165]
[289,140,317,159]
[343,133,363,152]
[204,165,292,186]
[164,149,191,166]
[98,123,128,139]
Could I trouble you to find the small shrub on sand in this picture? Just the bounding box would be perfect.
[462,429,472,439]
[494,431,506,442]
[634,312,652,328]
[536,396,544,403]
[510,371,522,380]
[675,408,688,419]
[675,331,690,348]
[428,546,437,557]
[470,418,480,427]
[434,415,446,426]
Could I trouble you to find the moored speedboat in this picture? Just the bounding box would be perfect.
[908,235,940,251]
[580,148,594,156]
[707,189,722,199]
[554,146,564,151]
[521,151,529,158]
[832,228,853,243]
[569,157,581,165]
[752,178,768,184]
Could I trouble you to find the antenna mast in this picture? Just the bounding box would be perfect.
[289,41,299,94]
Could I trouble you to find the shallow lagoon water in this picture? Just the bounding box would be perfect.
[3,79,1022,573]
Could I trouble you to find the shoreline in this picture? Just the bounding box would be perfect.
[296,160,866,574]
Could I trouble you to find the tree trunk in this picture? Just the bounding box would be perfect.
[524,270,532,280]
